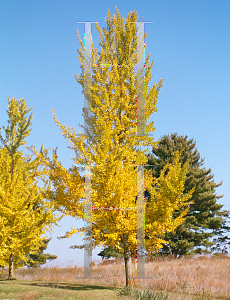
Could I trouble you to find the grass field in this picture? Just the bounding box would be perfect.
[0,254,229,299]
[0,280,131,300]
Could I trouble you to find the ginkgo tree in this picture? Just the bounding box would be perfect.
[48,8,195,287]
[0,97,59,279]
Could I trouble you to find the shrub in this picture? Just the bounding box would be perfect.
[118,287,171,299]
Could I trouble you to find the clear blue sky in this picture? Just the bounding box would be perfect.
[1,0,230,267]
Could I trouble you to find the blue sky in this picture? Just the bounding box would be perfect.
[1,0,230,267]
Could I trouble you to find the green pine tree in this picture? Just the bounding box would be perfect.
[97,246,124,260]
[25,238,57,268]
[210,210,230,254]
[146,132,229,257]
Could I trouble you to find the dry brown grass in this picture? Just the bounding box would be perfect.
[11,254,230,299]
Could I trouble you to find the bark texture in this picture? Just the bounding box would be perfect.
[8,252,14,279]
[122,233,132,287]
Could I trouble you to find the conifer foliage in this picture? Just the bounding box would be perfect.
[26,238,57,268]
[147,133,230,256]
[0,97,59,278]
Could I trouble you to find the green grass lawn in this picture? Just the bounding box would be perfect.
[0,280,131,300]
[0,279,222,300]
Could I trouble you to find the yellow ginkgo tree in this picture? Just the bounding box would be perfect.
[0,97,59,279]
[48,8,195,287]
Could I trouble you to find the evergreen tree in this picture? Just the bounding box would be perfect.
[26,238,57,268]
[97,246,124,260]
[146,132,229,257]
[210,210,230,254]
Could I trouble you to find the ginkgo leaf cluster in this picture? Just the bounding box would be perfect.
[0,146,59,268]
[0,97,60,270]
[49,8,195,262]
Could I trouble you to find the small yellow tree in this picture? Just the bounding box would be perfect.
[0,97,59,279]
[48,8,195,287]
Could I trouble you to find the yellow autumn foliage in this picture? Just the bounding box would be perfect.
[48,8,195,261]
[0,98,59,273]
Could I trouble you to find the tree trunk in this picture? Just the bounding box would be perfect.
[124,252,129,287]
[122,233,132,287]
[8,252,14,279]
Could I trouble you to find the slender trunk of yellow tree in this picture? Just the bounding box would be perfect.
[127,250,132,286]
[124,252,129,287]
[122,233,132,287]
[8,252,14,279]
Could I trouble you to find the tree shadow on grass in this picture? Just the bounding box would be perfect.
[18,281,120,292]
